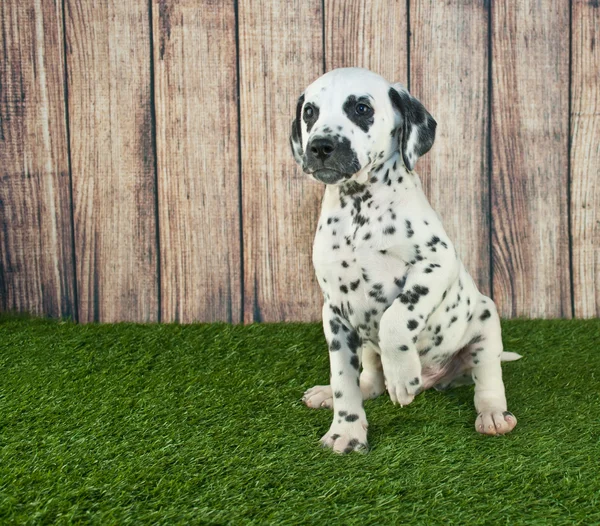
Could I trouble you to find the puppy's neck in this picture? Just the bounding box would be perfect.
[367,152,416,188]
[324,152,419,203]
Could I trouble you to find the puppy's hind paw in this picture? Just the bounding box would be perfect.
[302,385,333,409]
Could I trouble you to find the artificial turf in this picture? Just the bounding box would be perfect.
[0,315,599,525]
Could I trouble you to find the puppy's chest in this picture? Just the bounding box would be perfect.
[312,192,379,276]
[313,193,409,337]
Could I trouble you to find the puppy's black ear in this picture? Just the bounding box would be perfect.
[389,84,436,171]
[290,94,305,164]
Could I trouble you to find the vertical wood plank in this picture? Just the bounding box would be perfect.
[491,0,571,318]
[153,0,241,323]
[325,0,408,80]
[571,0,600,317]
[410,0,490,295]
[0,0,76,318]
[65,0,158,322]
[239,1,324,322]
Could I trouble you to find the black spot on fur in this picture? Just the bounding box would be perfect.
[344,439,360,453]
[330,339,341,351]
[407,319,419,330]
[346,331,361,353]
[345,414,359,422]
[394,276,407,289]
[343,95,375,132]
[414,285,429,296]
[334,391,343,398]
[398,284,429,306]
[480,309,491,321]
[330,319,340,334]
[399,345,409,351]
[350,355,360,369]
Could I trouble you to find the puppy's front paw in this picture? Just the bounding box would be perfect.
[385,374,421,406]
[381,361,422,406]
[302,385,333,409]
[475,410,517,436]
[320,421,368,454]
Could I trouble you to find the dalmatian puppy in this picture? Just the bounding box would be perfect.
[289,68,520,454]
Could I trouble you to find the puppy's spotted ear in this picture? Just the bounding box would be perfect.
[389,84,436,171]
[289,94,305,164]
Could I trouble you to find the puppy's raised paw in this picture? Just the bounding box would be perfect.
[381,358,422,406]
[385,374,421,406]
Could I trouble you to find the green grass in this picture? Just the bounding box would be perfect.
[0,315,599,525]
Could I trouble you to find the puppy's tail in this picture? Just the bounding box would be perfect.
[500,351,522,362]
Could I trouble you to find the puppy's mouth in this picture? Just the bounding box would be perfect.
[311,168,350,185]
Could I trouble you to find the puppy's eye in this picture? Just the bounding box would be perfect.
[303,105,314,120]
[356,103,372,115]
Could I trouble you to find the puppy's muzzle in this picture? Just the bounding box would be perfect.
[310,137,336,161]
[305,135,360,185]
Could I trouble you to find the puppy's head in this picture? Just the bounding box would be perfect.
[290,68,436,185]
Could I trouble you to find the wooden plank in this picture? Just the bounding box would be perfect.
[65,0,158,322]
[571,0,600,318]
[491,0,571,318]
[153,0,241,323]
[0,0,75,318]
[325,0,408,80]
[239,1,324,322]
[410,0,490,295]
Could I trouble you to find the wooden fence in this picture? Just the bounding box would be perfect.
[0,0,598,323]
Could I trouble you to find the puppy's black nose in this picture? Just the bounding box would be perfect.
[309,137,336,161]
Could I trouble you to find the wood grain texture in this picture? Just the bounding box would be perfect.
[239,1,324,322]
[153,0,241,323]
[571,0,600,317]
[65,0,158,322]
[410,0,490,295]
[325,0,408,80]
[0,0,75,318]
[491,0,571,318]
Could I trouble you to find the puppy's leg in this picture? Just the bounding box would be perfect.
[318,304,368,453]
[379,300,423,406]
[468,298,517,435]
[303,340,385,409]
[379,260,454,406]
[359,340,386,400]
